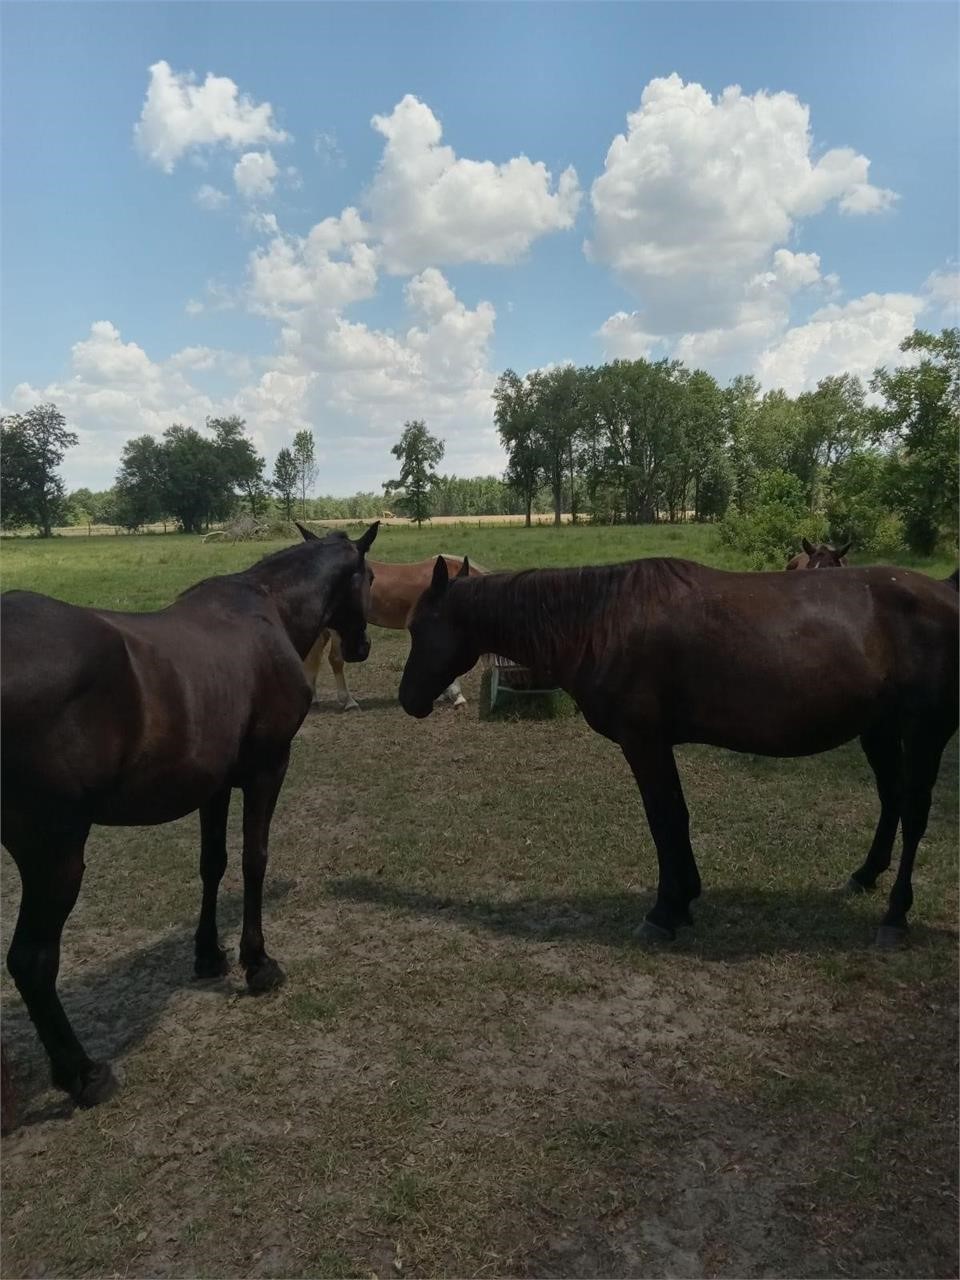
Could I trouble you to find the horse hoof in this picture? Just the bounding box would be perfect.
[843,877,870,896]
[875,925,908,950]
[342,699,361,713]
[75,1062,121,1109]
[634,919,676,945]
[246,957,286,993]
[194,947,230,979]
[452,696,467,709]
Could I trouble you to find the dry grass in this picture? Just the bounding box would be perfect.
[1,530,957,1279]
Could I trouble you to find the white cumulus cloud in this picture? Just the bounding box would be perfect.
[923,267,960,320]
[135,60,288,173]
[248,209,378,315]
[194,183,229,211]
[233,150,279,201]
[366,94,581,274]
[754,292,923,394]
[587,74,897,337]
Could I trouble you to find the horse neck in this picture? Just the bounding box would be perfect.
[450,568,611,680]
[246,563,339,660]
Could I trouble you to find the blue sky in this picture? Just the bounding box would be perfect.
[2,2,957,493]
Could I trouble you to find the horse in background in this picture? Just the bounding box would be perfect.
[786,537,851,570]
[0,522,378,1116]
[305,554,488,710]
[400,555,957,947]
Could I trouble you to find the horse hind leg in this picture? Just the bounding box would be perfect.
[876,724,952,948]
[328,634,360,711]
[194,786,232,978]
[5,824,119,1107]
[846,725,902,894]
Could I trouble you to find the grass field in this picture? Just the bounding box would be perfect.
[1,526,957,1279]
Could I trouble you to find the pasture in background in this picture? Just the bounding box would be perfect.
[1,525,957,1279]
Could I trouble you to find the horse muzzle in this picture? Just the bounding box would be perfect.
[342,636,371,663]
[398,682,433,719]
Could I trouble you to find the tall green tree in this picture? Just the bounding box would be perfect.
[209,416,269,516]
[272,447,299,522]
[723,375,762,514]
[585,359,687,523]
[682,369,727,521]
[384,419,444,528]
[292,429,318,519]
[493,369,543,526]
[0,402,78,535]
[115,434,166,530]
[532,365,583,525]
[158,425,225,533]
[793,374,867,508]
[871,328,959,553]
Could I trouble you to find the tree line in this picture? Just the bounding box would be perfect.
[1,328,955,563]
[492,327,958,560]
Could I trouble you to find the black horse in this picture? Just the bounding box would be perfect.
[400,555,958,946]
[1,521,378,1111]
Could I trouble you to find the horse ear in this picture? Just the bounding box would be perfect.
[456,557,470,579]
[296,521,319,541]
[801,536,815,556]
[431,555,450,593]
[355,520,380,555]
[837,542,851,559]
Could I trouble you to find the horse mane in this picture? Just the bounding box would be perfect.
[177,531,353,601]
[456,557,697,673]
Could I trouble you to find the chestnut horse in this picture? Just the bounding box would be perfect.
[304,554,487,710]
[786,537,851,570]
[400,556,957,946]
[0,522,377,1115]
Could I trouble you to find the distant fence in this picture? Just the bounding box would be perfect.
[3,514,576,539]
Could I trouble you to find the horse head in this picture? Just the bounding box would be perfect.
[295,520,379,662]
[797,537,851,569]
[399,555,477,718]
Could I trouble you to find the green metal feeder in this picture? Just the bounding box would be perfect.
[480,660,577,721]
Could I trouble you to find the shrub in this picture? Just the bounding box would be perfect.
[719,469,826,569]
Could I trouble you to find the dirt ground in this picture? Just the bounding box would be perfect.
[1,628,957,1279]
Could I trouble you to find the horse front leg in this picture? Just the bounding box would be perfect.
[5,823,119,1107]
[303,630,329,705]
[239,751,290,992]
[328,634,360,712]
[194,785,232,978]
[441,680,467,708]
[621,737,700,942]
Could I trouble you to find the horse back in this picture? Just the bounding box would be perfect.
[597,564,958,754]
[368,556,484,630]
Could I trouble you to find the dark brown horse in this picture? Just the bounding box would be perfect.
[400,556,957,946]
[786,537,851,570]
[0,521,378,1113]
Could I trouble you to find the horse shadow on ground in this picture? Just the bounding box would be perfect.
[2,878,295,1128]
[307,696,401,716]
[325,876,956,961]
